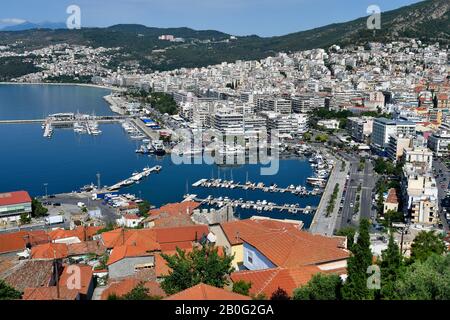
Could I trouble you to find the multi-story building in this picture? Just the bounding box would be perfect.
[428,130,450,157]
[386,135,412,162]
[347,116,374,142]
[0,191,32,224]
[212,108,244,137]
[371,118,416,152]
[256,97,292,115]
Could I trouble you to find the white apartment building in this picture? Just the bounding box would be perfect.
[212,108,244,136]
[257,97,292,114]
[372,118,416,151]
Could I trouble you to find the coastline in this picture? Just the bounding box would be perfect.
[0,81,125,92]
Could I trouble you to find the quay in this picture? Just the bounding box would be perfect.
[107,165,162,191]
[186,194,317,214]
[191,178,324,196]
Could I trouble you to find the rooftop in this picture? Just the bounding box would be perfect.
[165,283,251,300]
[0,191,32,206]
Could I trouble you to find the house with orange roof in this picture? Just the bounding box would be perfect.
[59,264,94,300]
[0,230,50,255]
[31,243,69,260]
[100,278,166,300]
[240,229,349,272]
[165,283,250,300]
[383,188,399,215]
[3,259,58,292]
[212,218,303,269]
[48,226,102,244]
[143,201,200,228]
[23,286,80,300]
[231,266,322,298]
[107,244,155,279]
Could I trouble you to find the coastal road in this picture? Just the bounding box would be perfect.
[310,150,350,236]
[336,155,376,230]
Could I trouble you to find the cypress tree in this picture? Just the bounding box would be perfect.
[380,230,403,299]
[342,218,374,300]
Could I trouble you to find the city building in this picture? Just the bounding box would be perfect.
[347,117,374,142]
[0,191,32,224]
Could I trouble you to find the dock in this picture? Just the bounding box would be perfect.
[185,194,317,214]
[107,165,162,191]
[191,178,324,196]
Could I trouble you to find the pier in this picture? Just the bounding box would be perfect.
[185,194,317,214]
[107,165,162,191]
[191,178,324,196]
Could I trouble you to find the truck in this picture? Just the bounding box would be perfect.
[45,215,64,225]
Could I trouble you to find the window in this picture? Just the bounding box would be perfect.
[247,251,253,264]
[134,263,154,271]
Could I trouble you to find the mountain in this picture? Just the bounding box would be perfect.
[0,0,447,72]
[1,21,66,31]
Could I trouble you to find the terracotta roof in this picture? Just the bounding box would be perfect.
[100,228,160,251]
[107,244,151,265]
[123,214,141,220]
[67,240,106,257]
[146,201,200,221]
[4,260,55,292]
[31,243,69,260]
[147,211,195,228]
[0,230,50,254]
[221,219,301,246]
[154,225,209,246]
[242,230,349,268]
[101,278,166,300]
[23,287,79,300]
[49,226,102,242]
[231,266,321,297]
[59,264,93,295]
[386,188,399,204]
[0,191,32,206]
[165,283,251,300]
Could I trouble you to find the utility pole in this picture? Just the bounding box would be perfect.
[44,183,48,198]
[96,173,101,190]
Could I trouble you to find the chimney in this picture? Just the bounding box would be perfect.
[236,231,240,243]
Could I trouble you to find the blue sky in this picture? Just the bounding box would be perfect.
[0,0,422,36]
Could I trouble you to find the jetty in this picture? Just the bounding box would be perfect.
[185,194,317,214]
[191,178,323,196]
[107,165,162,191]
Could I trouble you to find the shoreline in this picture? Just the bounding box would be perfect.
[0,81,125,92]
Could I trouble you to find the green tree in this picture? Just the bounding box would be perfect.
[410,231,447,263]
[138,200,152,217]
[379,231,403,299]
[232,280,252,296]
[31,198,48,218]
[342,218,374,300]
[20,212,31,225]
[270,287,290,300]
[0,280,21,300]
[303,132,312,142]
[161,244,234,295]
[395,254,450,300]
[293,273,342,300]
[336,227,356,251]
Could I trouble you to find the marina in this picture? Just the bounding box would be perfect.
[192,178,323,196]
[185,194,317,214]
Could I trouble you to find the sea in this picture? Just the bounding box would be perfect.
[0,84,319,227]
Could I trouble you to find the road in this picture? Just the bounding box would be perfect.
[310,151,350,236]
[336,154,376,230]
[432,159,450,231]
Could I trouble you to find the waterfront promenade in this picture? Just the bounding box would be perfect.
[309,150,349,236]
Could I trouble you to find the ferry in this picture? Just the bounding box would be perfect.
[152,140,166,156]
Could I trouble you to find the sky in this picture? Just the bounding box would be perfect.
[0,0,423,36]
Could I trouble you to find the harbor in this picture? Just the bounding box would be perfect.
[185,194,317,215]
[192,178,323,196]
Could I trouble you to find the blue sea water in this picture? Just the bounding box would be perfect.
[0,85,319,226]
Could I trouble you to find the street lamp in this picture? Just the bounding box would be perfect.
[43,183,48,198]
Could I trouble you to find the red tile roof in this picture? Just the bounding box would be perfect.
[31,243,69,260]
[23,286,79,300]
[100,278,166,300]
[107,244,151,265]
[0,230,50,254]
[0,191,32,206]
[386,188,399,204]
[165,283,251,300]
[48,226,102,242]
[231,266,321,297]
[4,260,55,292]
[154,225,209,245]
[221,219,301,246]
[100,228,160,251]
[59,264,93,296]
[242,230,349,268]
[148,201,200,218]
